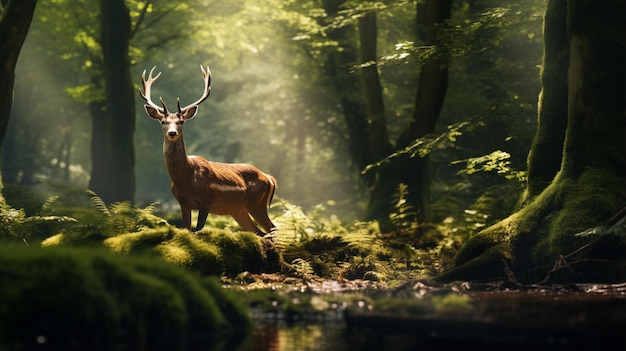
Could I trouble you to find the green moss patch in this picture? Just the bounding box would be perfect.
[0,244,249,350]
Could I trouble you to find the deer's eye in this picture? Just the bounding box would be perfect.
[177,121,185,125]
[160,120,166,125]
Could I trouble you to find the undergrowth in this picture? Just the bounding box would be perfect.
[0,184,501,282]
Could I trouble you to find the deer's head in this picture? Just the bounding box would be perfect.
[139,66,211,141]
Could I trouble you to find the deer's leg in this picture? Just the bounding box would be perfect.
[249,207,276,234]
[231,210,263,236]
[180,206,192,230]
[195,209,209,232]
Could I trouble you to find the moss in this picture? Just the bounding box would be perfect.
[103,226,174,254]
[534,168,626,263]
[41,232,65,246]
[451,231,500,267]
[197,229,266,275]
[435,243,512,283]
[157,230,223,275]
[440,165,626,283]
[0,244,249,350]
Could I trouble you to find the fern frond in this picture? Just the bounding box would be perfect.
[109,202,133,216]
[40,196,59,215]
[343,221,383,253]
[87,190,110,216]
[22,216,77,224]
[291,258,314,279]
[272,201,313,246]
[136,202,169,229]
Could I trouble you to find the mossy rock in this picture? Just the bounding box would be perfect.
[100,227,282,276]
[0,244,249,350]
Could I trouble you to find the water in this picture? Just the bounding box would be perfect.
[244,321,350,351]
[234,285,626,351]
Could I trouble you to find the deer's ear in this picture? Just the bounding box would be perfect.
[182,105,198,120]
[144,105,164,120]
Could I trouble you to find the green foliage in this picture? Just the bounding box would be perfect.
[363,121,475,174]
[272,200,313,248]
[0,244,249,350]
[291,257,315,279]
[44,190,169,245]
[0,178,461,282]
[10,0,543,231]
[87,190,168,232]
[451,150,527,183]
[338,255,381,280]
[388,183,417,230]
[37,190,278,276]
[0,195,76,245]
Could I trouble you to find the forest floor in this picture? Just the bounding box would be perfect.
[224,273,626,349]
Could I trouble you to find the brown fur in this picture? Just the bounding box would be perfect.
[139,66,277,235]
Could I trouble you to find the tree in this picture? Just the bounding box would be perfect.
[357,10,395,228]
[437,0,626,283]
[0,0,37,201]
[319,0,374,189]
[349,0,451,230]
[88,0,135,204]
[316,0,452,231]
[394,0,452,222]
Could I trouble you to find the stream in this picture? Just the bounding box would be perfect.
[234,281,626,351]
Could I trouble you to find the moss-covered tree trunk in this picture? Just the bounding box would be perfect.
[437,0,626,284]
[520,0,569,204]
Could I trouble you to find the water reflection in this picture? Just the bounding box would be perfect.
[243,321,349,351]
[241,320,429,351]
[236,287,626,351]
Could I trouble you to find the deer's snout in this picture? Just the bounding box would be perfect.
[167,129,178,138]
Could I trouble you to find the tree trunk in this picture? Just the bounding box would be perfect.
[520,0,569,204]
[358,12,396,230]
[87,71,111,201]
[437,0,626,284]
[0,0,37,203]
[320,0,374,187]
[90,0,135,204]
[395,0,452,224]
[361,0,452,229]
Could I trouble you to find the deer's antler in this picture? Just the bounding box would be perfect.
[139,66,169,114]
[177,65,211,113]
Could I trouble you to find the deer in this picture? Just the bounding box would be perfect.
[139,65,277,237]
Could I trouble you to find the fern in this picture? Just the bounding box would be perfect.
[87,190,110,216]
[291,258,315,279]
[342,221,382,255]
[71,191,170,240]
[0,196,76,245]
[389,183,418,231]
[272,201,312,249]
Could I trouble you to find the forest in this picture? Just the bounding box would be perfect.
[1,0,625,349]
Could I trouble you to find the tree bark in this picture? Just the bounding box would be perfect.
[0,0,37,202]
[89,0,136,204]
[395,0,452,224]
[358,12,396,230]
[320,0,374,187]
[521,0,569,204]
[437,0,626,284]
